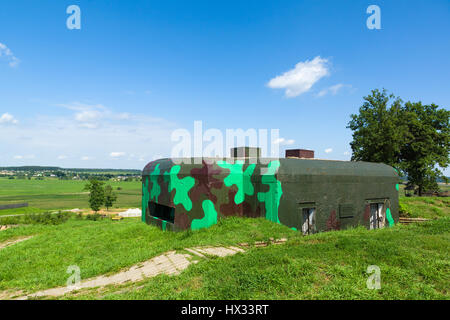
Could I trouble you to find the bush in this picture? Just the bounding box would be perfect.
[0,216,22,225]
[85,213,103,221]
[23,212,71,225]
[399,202,410,217]
[0,211,71,226]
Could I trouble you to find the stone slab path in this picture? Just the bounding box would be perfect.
[0,236,33,250]
[7,238,288,300]
[17,245,246,299]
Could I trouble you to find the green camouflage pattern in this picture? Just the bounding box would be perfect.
[142,157,399,232]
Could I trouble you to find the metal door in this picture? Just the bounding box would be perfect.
[302,208,315,235]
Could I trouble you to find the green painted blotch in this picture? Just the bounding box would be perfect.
[217,160,256,204]
[142,176,150,222]
[191,200,218,230]
[257,160,283,224]
[169,165,195,211]
[396,184,399,191]
[386,208,394,227]
[149,164,161,202]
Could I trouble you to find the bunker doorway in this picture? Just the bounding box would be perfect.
[369,203,385,229]
[302,208,316,235]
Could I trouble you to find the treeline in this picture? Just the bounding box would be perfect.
[0,166,141,174]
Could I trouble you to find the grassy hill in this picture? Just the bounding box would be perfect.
[400,197,450,219]
[0,216,448,299]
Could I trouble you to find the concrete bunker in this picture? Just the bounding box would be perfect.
[142,148,399,233]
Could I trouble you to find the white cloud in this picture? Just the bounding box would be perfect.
[13,154,35,160]
[325,148,333,153]
[110,152,126,158]
[343,151,350,156]
[75,110,102,123]
[57,155,68,160]
[284,139,295,145]
[78,122,99,129]
[0,113,18,125]
[117,113,131,120]
[317,84,352,97]
[267,56,329,97]
[0,43,20,67]
[273,138,295,146]
[0,103,177,168]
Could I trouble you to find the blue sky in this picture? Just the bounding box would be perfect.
[0,0,449,171]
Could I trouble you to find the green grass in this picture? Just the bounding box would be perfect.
[0,177,141,211]
[0,217,293,294]
[0,217,448,299]
[70,219,450,300]
[399,196,450,219]
[0,206,48,216]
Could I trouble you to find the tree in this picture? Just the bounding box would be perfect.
[347,89,405,167]
[84,179,105,212]
[348,89,449,195]
[104,185,117,211]
[398,102,449,195]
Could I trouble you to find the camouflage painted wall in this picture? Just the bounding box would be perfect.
[142,158,399,232]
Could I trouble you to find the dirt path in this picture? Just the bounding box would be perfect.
[0,236,33,250]
[17,245,246,299]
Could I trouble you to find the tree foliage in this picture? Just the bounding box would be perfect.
[104,185,117,211]
[348,89,449,195]
[399,101,449,194]
[83,179,105,212]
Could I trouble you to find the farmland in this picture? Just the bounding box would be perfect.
[0,177,141,214]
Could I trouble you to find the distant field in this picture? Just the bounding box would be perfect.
[0,207,48,217]
[398,182,450,196]
[0,178,141,211]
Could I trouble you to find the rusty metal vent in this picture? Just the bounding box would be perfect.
[285,149,314,159]
[339,204,354,218]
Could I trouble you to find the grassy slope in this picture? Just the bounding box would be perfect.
[0,217,293,293]
[400,197,450,219]
[0,178,141,210]
[67,219,450,300]
[0,217,448,299]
